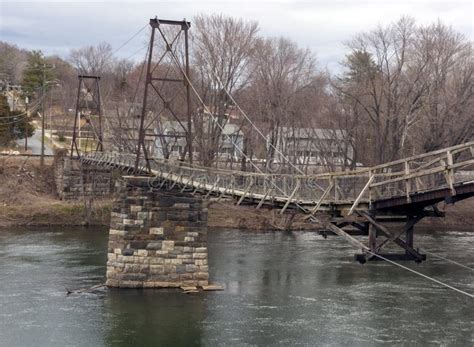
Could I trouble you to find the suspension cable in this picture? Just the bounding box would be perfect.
[368,251,474,299]
[419,248,474,271]
[108,24,149,59]
[100,42,151,152]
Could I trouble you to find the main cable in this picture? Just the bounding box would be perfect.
[109,24,149,59]
[368,251,474,299]
[420,248,474,271]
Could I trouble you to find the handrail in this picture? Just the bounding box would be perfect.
[78,140,474,208]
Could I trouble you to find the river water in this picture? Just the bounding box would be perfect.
[0,227,472,346]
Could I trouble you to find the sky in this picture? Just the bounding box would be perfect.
[1,0,472,73]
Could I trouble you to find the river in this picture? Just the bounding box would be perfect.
[0,227,472,346]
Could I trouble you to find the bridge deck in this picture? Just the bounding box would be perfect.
[80,141,474,218]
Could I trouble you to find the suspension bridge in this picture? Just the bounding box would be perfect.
[80,140,474,262]
[56,18,474,293]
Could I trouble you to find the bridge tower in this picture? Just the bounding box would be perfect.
[70,75,104,157]
[135,17,193,172]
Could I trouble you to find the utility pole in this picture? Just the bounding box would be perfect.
[40,65,46,167]
[24,96,29,152]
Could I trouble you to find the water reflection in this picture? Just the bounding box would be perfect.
[103,290,205,346]
[0,227,472,346]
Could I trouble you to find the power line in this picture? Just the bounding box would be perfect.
[0,97,44,119]
[0,101,42,126]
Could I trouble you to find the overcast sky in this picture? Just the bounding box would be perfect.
[1,0,472,73]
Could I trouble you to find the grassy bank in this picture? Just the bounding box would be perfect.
[0,155,111,228]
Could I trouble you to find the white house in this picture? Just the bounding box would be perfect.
[154,120,244,161]
[274,127,354,166]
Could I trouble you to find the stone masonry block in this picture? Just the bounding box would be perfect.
[130,205,142,212]
[193,253,207,259]
[150,227,164,235]
[110,229,127,236]
[137,249,148,257]
[162,240,175,251]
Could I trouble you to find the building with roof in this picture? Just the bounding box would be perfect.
[274,126,354,167]
[154,120,244,161]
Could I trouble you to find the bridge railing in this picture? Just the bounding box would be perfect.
[79,141,473,213]
[367,142,474,202]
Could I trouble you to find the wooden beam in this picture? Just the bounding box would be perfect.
[236,178,254,206]
[358,212,424,261]
[280,180,300,214]
[256,186,273,209]
[445,151,456,195]
[305,179,334,219]
[348,174,374,215]
[371,159,474,188]
[325,223,370,252]
[404,161,411,203]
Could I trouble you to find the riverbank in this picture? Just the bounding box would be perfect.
[0,155,472,231]
[0,155,110,227]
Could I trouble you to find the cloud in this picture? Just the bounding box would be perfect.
[1,0,472,73]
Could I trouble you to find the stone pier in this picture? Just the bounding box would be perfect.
[106,177,209,288]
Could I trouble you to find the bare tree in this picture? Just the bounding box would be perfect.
[334,17,472,165]
[248,36,318,170]
[414,21,473,151]
[192,14,259,166]
[334,17,430,165]
[69,42,114,76]
[0,42,28,85]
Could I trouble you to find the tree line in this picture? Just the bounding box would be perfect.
[0,15,471,170]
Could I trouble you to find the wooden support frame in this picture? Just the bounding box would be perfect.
[280,180,301,214]
[236,178,254,206]
[357,211,425,262]
[256,186,274,210]
[305,179,334,220]
[326,223,370,252]
[348,174,374,215]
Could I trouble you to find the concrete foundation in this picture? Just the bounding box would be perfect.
[106,177,209,288]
